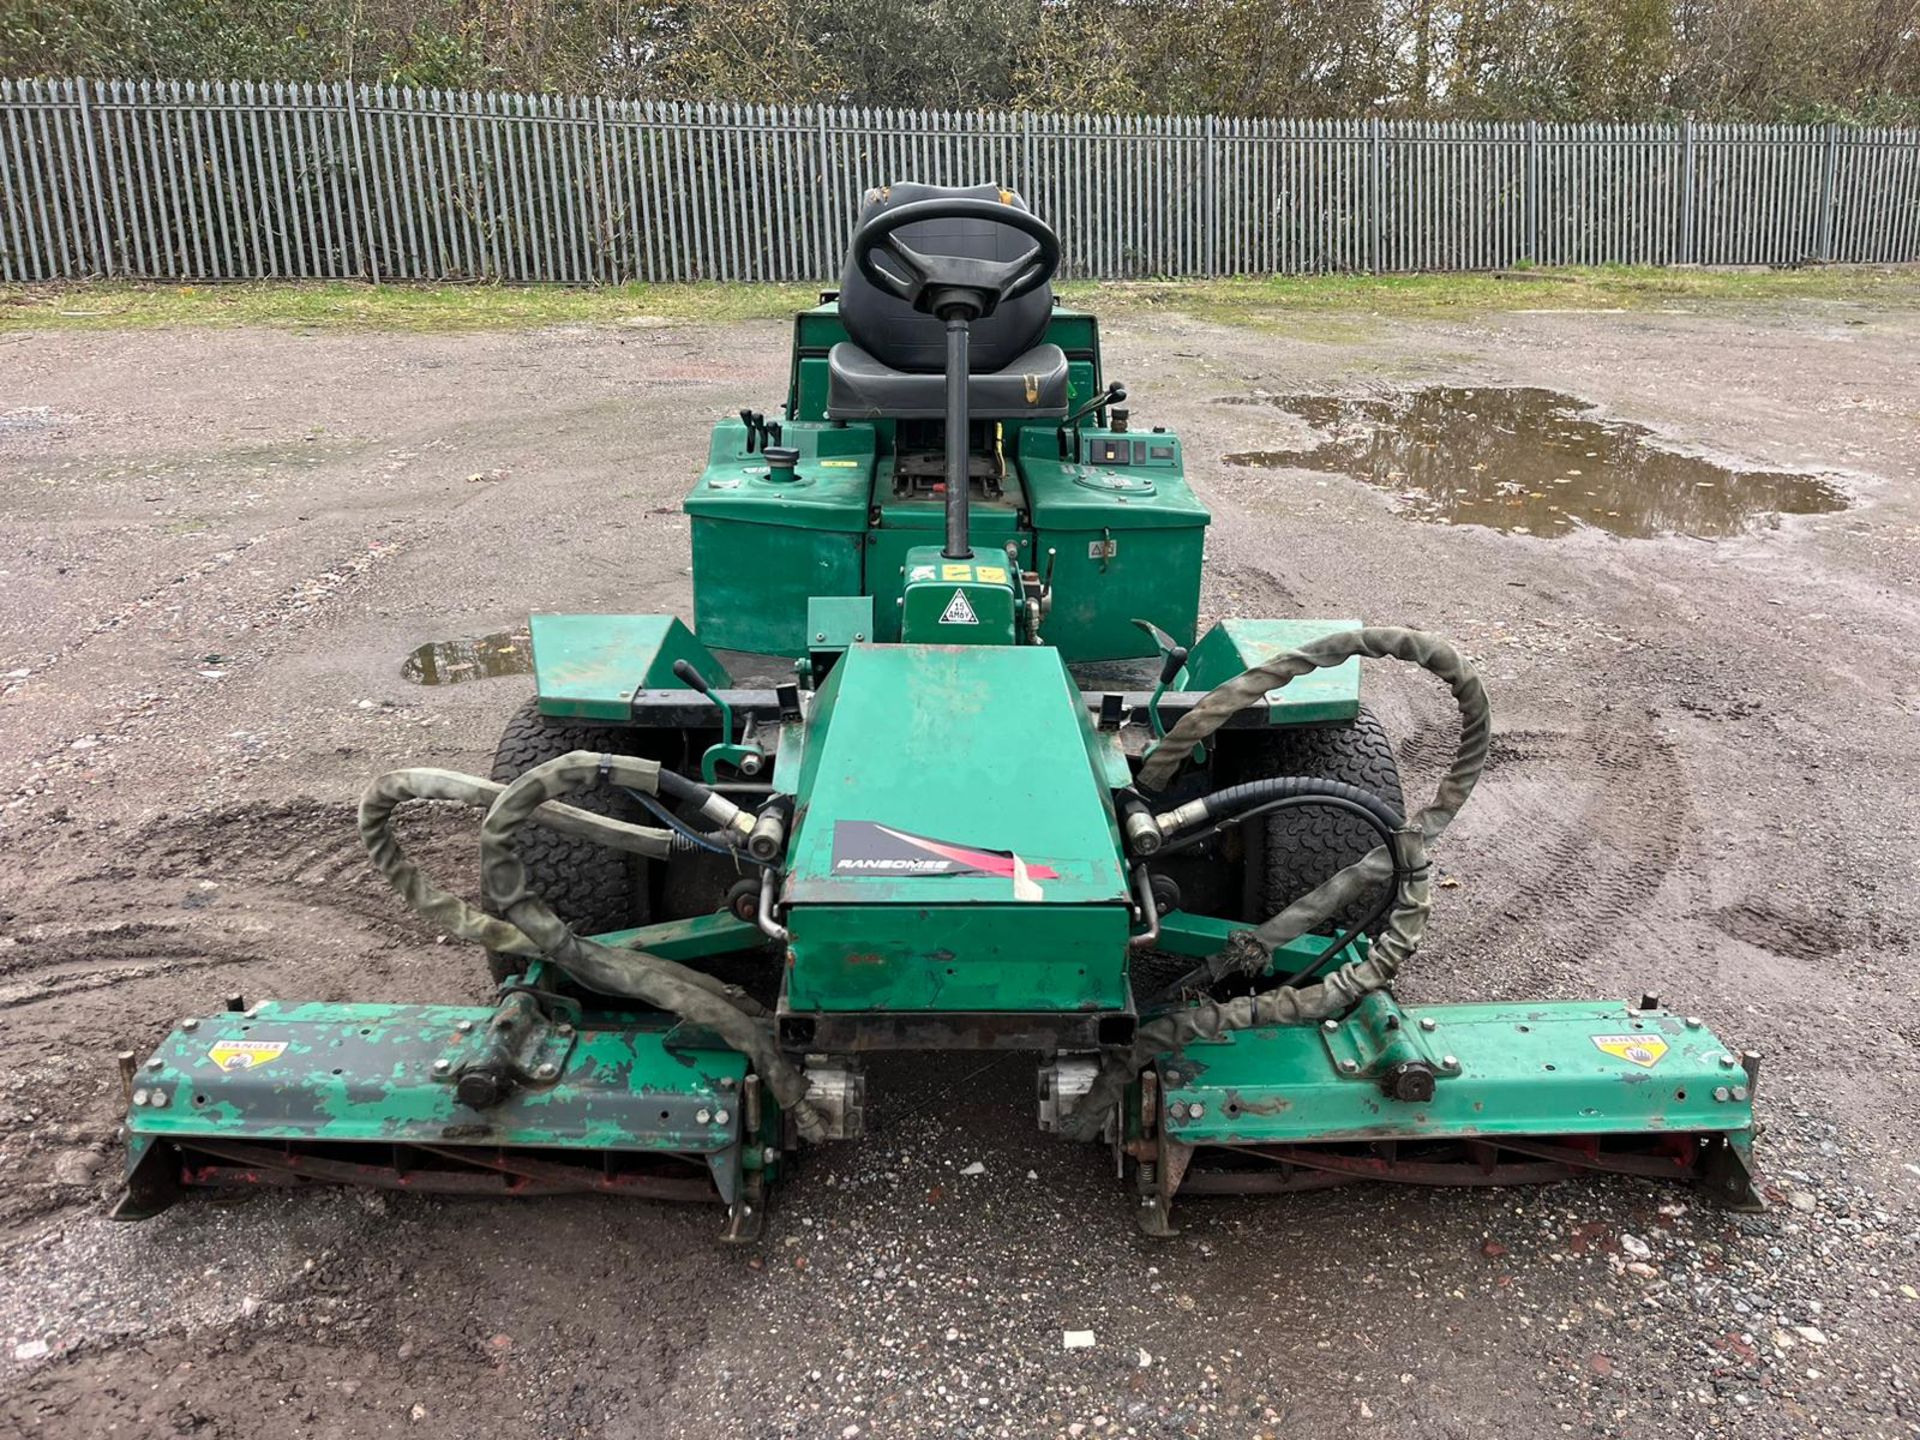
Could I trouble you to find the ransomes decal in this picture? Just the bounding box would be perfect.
[831,821,1058,881]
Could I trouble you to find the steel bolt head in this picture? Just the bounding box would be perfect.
[1187,1102,1205,1118]
[1442,1055,1460,1070]
[455,1019,473,1033]
[1337,1058,1359,1074]
[146,1058,164,1072]
[1718,1053,1737,1067]
[432,1058,452,1074]
[1322,1019,1339,1032]
[1684,1015,1703,1029]
[718,1076,737,1090]
[761,1146,778,1164]
[1419,1017,1438,1032]
[1731,1085,1749,1102]
[131,1088,149,1107]
[181,1017,199,1032]
[149,1089,169,1108]
[695,1107,712,1124]
[535,1062,558,1080]
[556,1023,574,1038]
[713,1108,731,1125]
[1167,1101,1186,1119]
[1713,1085,1731,1102]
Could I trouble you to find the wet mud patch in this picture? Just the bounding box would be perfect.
[1219,387,1848,538]
[401,629,533,685]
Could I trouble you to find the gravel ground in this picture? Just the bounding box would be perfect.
[1,294,1918,1439]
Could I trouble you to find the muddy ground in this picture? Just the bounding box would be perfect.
[1,293,1918,1440]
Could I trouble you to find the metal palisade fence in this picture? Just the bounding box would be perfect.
[3,78,1918,284]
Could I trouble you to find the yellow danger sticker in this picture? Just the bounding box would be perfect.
[819,458,859,468]
[975,565,1008,584]
[941,563,973,581]
[1591,1034,1668,1068]
[207,1040,289,1072]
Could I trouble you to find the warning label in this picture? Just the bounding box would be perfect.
[939,589,980,626]
[1591,1034,1669,1068]
[207,1040,289,1072]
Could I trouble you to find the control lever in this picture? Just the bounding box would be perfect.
[738,410,780,454]
[672,660,766,784]
[1058,382,1126,457]
[1131,619,1203,762]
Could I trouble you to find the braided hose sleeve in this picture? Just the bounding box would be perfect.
[1061,627,1490,1142]
[358,765,676,959]
[478,752,827,1144]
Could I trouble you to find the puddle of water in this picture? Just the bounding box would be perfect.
[1220,387,1848,539]
[401,630,533,685]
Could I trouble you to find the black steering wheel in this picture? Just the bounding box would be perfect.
[853,197,1061,320]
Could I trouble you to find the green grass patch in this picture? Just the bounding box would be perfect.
[0,279,821,331]
[3,265,1915,333]
[1065,265,1920,326]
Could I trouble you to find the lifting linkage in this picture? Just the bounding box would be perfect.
[357,753,830,1143]
[1061,625,1493,1141]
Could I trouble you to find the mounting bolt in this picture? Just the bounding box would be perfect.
[1337,1058,1359,1075]
[713,1108,731,1125]
[131,1088,149,1107]
[181,1017,199,1032]
[761,1146,778,1164]
[1162,1072,1180,1086]
[1731,1085,1749,1102]
[432,1058,452,1074]
[455,1019,474,1034]
[1684,1015,1703,1029]
[1167,1102,1187,1120]
[1419,1017,1438,1032]
[718,1076,737,1091]
[1187,1102,1205,1118]
[1713,1085,1731,1102]
[535,1062,558,1080]
[1718,1053,1737,1068]
[149,1089,169,1109]
[1321,1019,1339,1033]
[146,1058,163,1072]
[1442,1055,1460,1071]
[556,1023,574,1038]
[695,1108,712,1124]
[816,632,825,641]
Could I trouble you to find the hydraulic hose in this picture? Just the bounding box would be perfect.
[1061,626,1491,1142]
[358,754,828,1143]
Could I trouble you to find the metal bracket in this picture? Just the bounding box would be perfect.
[1318,992,1458,1099]
[438,990,579,1109]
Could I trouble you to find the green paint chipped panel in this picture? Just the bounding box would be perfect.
[1181,618,1362,724]
[531,614,728,722]
[1161,997,1755,1148]
[127,1002,747,1154]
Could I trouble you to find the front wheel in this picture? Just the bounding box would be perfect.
[482,698,651,985]
[1223,705,1406,934]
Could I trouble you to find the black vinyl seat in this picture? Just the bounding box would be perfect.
[826,340,1068,420]
[826,181,1071,421]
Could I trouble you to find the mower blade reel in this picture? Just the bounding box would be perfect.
[1135,996,1760,1231]
[114,1001,769,1224]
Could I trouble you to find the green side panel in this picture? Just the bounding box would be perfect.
[1016,426,1209,664]
[900,547,1018,645]
[531,614,727,722]
[1162,997,1755,1147]
[690,522,865,657]
[785,643,1129,908]
[685,416,874,656]
[783,903,1130,1011]
[127,1003,746,1154]
[1182,618,1363,725]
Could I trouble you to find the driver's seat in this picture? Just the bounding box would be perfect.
[826,182,1071,421]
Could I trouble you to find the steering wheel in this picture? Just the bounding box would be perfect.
[853,197,1061,319]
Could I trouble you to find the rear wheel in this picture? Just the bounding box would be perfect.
[1225,705,1405,934]
[484,698,651,985]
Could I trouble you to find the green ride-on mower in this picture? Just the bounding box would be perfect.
[114,183,1762,1239]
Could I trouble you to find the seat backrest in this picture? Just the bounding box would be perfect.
[837,182,1055,375]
